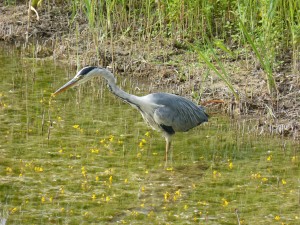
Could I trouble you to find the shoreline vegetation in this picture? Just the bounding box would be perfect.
[1,0,299,138]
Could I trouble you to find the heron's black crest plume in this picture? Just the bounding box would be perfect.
[79,66,98,75]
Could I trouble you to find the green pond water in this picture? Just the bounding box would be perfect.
[0,44,299,224]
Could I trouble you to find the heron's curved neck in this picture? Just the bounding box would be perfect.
[108,82,135,102]
[101,70,140,106]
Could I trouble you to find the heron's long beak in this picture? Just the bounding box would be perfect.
[53,76,80,96]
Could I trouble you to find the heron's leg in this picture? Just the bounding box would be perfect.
[165,140,170,161]
[164,135,172,163]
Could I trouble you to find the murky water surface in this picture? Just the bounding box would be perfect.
[0,45,299,224]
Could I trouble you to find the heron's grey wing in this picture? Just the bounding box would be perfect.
[153,95,208,134]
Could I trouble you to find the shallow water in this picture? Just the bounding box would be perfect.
[0,44,299,224]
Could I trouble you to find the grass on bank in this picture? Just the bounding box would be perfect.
[70,0,299,67]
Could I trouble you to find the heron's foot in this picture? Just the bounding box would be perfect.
[164,152,173,169]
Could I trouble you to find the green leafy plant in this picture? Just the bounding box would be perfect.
[195,41,239,100]
[239,21,277,95]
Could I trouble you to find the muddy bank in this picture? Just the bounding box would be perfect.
[1,2,299,139]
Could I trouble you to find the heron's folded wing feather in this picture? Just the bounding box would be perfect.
[153,99,207,132]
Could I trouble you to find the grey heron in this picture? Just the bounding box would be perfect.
[53,66,208,161]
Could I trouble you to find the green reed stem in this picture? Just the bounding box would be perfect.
[239,21,277,95]
[196,43,239,100]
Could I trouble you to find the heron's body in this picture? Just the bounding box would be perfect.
[130,93,207,133]
[53,66,208,161]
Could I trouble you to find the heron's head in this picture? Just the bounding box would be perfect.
[53,66,113,96]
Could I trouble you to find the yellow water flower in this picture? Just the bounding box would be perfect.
[267,155,272,161]
[10,207,17,214]
[138,142,144,148]
[222,198,229,207]
[6,167,12,173]
[109,175,113,184]
[228,162,233,169]
[291,156,298,163]
[172,196,178,202]
[274,215,280,221]
[213,170,221,178]
[124,178,128,183]
[81,181,88,190]
[251,172,261,179]
[81,166,87,177]
[175,190,181,197]
[34,166,43,172]
[104,169,111,174]
[197,201,209,206]
[261,177,268,182]
[131,211,139,216]
[109,135,114,142]
[148,211,154,217]
[281,179,287,185]
[72,124,80,129]
[92,194,96,200]
[184,205,188,210]
[139,139,147,148]
[41,196,46,203]
[145,131,150,137]
[164,191,170,201]
[90,148,99,154]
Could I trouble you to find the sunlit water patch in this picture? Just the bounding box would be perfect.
[0,44,299,224]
